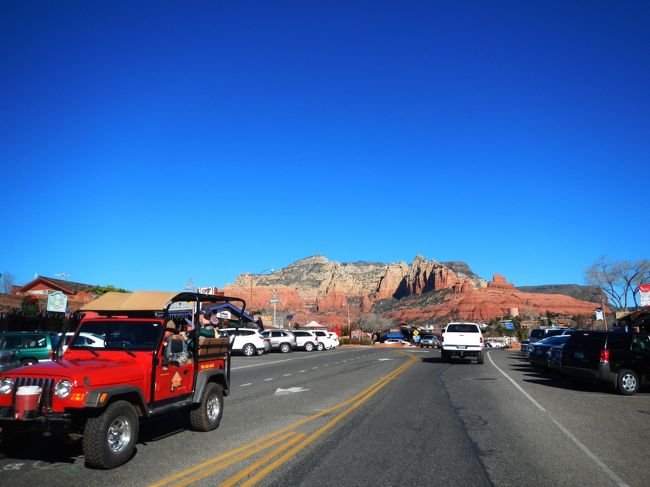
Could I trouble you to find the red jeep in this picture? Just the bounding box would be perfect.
[0,291,239,469]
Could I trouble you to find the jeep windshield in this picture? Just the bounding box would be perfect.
[73,320,161,351]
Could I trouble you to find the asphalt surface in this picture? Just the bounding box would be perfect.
[1,346,649,486]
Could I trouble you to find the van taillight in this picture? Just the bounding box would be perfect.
[599,349,610,364]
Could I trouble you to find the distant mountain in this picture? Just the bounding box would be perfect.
[517,284,603,303]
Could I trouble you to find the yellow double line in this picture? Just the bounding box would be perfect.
[150,353,417,487]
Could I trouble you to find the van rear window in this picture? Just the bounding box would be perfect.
[447,324,479,333]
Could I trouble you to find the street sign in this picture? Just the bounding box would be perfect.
[505,322,514,330]
[270,298,280,304]
[46,291,67,313]
[640,284,650,307]
[595,308,604,320]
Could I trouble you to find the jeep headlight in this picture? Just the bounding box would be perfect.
[55,380,73,399]
[0,377,14,395]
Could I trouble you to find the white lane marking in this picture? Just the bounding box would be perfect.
[488,352,629,487]
[240,383,252,387]
[299,370,306,373]
[378,358,394,362]
[312,366,319,369]
[283,373,292,377]
[264,378,273,382]
[231,349,358,370]
[275,387,309,395]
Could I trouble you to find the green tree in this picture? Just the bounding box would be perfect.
[91,284,130,296]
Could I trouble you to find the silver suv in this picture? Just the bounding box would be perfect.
[291,330,319,352]
[261,330,297,353]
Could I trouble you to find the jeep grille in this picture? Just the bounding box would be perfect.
[12,377,56,410]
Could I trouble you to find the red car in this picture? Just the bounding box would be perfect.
[0,291,240,469]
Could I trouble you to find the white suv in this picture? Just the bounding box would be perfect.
[221,328,266,357]
[312,330,335,350]
[291,330,319,352]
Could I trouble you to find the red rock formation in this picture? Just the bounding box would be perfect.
[488,274,515,289]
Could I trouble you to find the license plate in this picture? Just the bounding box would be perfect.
[457,345,466,350]
[574,352,584,359]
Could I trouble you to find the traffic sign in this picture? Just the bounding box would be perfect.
[270,298,280,304]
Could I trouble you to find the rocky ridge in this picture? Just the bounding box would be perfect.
[223,255,601,326]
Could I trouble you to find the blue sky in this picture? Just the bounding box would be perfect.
[1,1,648,291]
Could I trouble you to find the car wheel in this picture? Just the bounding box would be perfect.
[317,342,324,351]
[616,369,639,395]
[477,351,484,364]
[280,343,291,353]
[256,347,264,356]
[83,400,139,469]
[304,342,314,352]
[21,358,38,366]
[242,343,256,357]
[189,382,223,431]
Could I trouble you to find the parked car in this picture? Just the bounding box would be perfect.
[328,333,340,348]
[528,328,566,346]
[291,330,319,351]
[0,331,61,365]
[528,335,571,368]
[0,349,21,374]
[485,341,505,349]
[420,334,439,348]
[221,328,267,356]
[261,330,297,353]
[312,330,335,350]
[547,343,566,372]
[383,339,411,346]
[59,332,105,352]
[562,330,650,395]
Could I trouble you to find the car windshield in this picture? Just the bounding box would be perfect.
[75,320,162,351]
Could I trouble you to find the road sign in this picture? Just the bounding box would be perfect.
[505,322,514,330]
[270,298,280,304]
[412,330,419,336]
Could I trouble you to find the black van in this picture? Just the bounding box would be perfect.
[561,331,650,395]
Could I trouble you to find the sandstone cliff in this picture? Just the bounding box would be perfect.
[221,255,601,326]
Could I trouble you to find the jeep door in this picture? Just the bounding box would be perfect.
[154,336,194,403]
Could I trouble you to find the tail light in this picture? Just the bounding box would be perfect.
[479,336,483,343]
[599,349,610,364]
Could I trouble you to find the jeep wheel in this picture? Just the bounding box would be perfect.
[304,342,314,352]
[317,342,324,351]
[189,382,223,431]
[280,343,291,353]
[477,351,484,364]
[83,400,139,469]
[616,369,639,395]
[242,343,255,357]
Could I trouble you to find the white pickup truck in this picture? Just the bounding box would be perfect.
[441,322,485,364]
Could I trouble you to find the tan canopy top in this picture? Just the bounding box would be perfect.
[80,291,181,312]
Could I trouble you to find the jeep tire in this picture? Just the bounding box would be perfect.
[83,400,139,469]
[190,382,224,431]
[477,351,484,364]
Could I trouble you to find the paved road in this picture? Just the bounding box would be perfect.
[1,347,649,486]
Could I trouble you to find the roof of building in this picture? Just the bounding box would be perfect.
[19,276,95,295]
